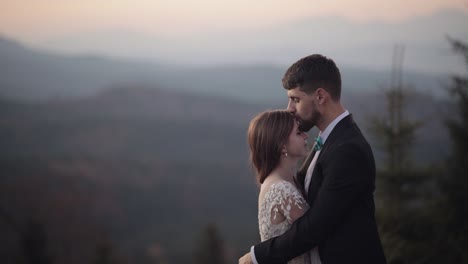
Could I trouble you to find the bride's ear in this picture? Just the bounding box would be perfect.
[281,146,288,157]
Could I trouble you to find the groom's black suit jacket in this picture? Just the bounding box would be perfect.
[254,115,386,264]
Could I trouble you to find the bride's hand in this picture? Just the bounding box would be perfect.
[239,252,253,264]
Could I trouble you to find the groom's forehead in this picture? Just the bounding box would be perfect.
[288,88,306,97]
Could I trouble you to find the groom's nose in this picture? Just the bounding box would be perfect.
[287,100,296,113]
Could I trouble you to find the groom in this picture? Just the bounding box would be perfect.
[239,54,386,264]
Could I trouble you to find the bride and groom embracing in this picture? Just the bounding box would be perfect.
[239,54,387,264]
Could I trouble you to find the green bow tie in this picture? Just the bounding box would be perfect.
[314,136,323,151]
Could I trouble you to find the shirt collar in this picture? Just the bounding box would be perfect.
[319,110,349,144]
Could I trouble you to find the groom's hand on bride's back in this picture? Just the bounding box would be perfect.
[239,252,253,264]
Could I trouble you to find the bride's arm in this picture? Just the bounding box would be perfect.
[273,182,308,224]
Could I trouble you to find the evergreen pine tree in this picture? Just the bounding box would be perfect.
[193,223,226,264]
[434,36,468,263]
[370,45,429,263]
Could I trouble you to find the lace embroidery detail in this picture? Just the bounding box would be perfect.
[268,182,305,224]
[258,180,321,264]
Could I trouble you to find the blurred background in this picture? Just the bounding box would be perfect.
[1,1,467,263]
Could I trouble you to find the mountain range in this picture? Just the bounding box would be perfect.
[0,33,451,103]
[0,80,454,263]
[29,8,468,74]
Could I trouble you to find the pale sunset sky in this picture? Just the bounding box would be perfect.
[1,0,467,39]
[1,0,467,73]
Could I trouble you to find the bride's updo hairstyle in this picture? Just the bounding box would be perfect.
[248,110,295,184]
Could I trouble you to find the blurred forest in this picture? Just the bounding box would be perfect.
[370,38,468,263]
[0,35,467,264]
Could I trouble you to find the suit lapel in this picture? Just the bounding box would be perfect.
[319,114,355,157]
[302,115,356,199]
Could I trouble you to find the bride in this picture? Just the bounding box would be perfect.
[247,110,321,264]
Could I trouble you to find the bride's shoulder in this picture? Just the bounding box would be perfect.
[259,177,308,224]
[260,178,299,197]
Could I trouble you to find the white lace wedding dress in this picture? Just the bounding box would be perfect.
[258,180,321,264]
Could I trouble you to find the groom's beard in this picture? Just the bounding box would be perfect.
[298,118,315,132]
[297,109,320,132]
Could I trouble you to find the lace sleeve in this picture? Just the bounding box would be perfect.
[270,181,308,224]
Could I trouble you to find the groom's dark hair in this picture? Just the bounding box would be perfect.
[248,110,295,184]
[282,54,342,101]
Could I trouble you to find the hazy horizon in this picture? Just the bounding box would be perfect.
[1,2,468,74]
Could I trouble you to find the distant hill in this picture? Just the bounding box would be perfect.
[0,35,447,103]
[0,36,167,100]
[0,74,452,165]
[0,85,275,162]
[0,87,263,263]
[0,82,455,263]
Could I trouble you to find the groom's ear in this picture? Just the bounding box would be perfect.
[316,88,328,104]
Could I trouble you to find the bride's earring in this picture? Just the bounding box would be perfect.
[282,146,288,157]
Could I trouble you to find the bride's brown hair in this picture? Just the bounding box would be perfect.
[247,110,295,184]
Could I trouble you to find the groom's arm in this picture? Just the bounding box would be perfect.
[253,144,374,263]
